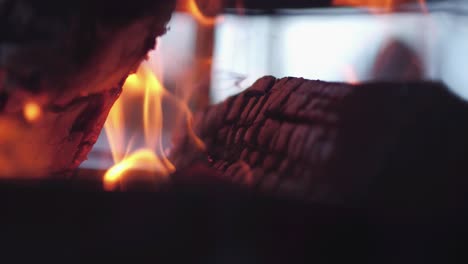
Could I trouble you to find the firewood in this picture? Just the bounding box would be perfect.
[0,0,176,177]
[187,77,468,204]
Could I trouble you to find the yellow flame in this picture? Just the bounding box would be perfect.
[103,62,204,191]
[23,102,42,122]
[123,74,140,90]
[187,0,219,26]
[103,64,176,191]
[103,148,171,191]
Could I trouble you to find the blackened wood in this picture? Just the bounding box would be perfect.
[0,0,175,99]
[191,77,468,204]
[0,0,176,177]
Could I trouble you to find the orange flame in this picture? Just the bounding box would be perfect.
[103,61,205,191]
[103,64,175,191]
[103,149,171,191]
[23,102,42,122]
[186,0,222,26]
[332,0,427,13]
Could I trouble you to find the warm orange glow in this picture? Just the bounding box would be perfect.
[103,149,171,191]
[332,0,428,13]
[23,102,42,122]
[187,0,220,26]
[103,63,204,191]
[103,65,174,190]
[123,74,140,89]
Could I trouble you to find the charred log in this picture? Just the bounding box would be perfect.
[0,0,176,177]
[188,77,468,204]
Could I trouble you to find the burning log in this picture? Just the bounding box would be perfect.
[0,0,176,177]
[184,76,468,204]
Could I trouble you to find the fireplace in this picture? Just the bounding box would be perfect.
[1,0,468,263]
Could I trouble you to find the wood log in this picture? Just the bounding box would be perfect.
[0,0,176,177]
[186,77,468,204]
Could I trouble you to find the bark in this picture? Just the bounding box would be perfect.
[0,0,176,177]
[189,76,468,204]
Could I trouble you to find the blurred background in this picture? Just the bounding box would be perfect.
[82,0,468,169]
[154,0,468,102]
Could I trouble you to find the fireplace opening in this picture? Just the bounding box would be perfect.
[0,0,467,263]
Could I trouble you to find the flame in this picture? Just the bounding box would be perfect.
[23,102,42,122]
[186,0,222,26]
[103,64,176,191]
[332,0,427,13]
[103,149,170,191]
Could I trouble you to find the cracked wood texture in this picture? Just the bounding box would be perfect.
[0,0,175,177]
[190,76,468,204]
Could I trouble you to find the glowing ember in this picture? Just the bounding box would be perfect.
[103,64,176,191]
[23,102,42,122]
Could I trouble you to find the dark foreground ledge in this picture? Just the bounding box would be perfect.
[0,174,467,264]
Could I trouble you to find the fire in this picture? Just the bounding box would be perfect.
[186,0,222,26]
[23,102,42,122]
[103,149,170,191]
[103,64,177,191]
[332,0,427,13]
